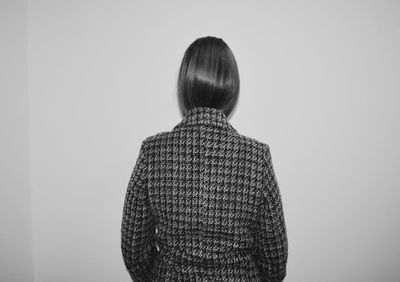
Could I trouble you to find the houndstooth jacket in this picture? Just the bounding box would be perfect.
[121,106,288,281]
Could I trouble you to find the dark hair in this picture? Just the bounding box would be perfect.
[177,36,240,118]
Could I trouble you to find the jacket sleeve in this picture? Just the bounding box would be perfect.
[121,140,157,282]
[253,144,288,282]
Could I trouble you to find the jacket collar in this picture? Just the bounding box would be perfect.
[173,106,237,133]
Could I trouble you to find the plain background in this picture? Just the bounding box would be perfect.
[1,0,399,281]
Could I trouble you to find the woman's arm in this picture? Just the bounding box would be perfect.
[121,140,157,282]
[252,144,288,282]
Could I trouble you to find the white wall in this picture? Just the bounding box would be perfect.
[2,0,398,281]
[0,0,33,281]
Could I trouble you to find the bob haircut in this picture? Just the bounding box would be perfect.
[177,36,240,118]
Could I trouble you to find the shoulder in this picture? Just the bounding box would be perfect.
[140,131,170,146]
[236,132,270,153]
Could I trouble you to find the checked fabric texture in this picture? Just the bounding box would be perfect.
[121,106,288,281]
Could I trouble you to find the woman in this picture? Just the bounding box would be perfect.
[121,36,288,281]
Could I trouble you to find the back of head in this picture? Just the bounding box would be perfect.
[177,36,240,118]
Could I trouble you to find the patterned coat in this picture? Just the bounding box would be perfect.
[121,106,288,281]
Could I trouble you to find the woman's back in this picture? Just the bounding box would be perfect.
[121,106,288,281]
